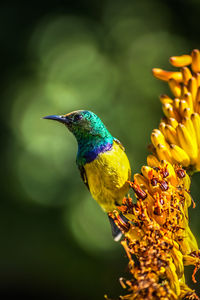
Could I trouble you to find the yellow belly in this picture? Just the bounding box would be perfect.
[84,141,131,212]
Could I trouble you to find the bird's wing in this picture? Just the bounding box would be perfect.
[78,165,90,190]
[113,138,125,151]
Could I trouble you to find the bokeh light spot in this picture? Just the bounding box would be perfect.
[66,196,120,255]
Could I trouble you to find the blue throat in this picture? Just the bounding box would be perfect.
[76,136,114,166]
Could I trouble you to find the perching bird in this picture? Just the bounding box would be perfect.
[43,110,131,240]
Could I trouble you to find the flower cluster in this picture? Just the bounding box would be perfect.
[151,50,200,172]
[109,50,200,300]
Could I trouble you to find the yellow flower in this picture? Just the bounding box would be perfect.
[108,50,200,300]
[150,50,200,172]
[109,162,199,299]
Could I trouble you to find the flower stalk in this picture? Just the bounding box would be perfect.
[109,50,200,300]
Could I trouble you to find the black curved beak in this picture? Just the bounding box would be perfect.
[43,115,70,125]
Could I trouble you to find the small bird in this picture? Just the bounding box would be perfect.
[43,110,131,240]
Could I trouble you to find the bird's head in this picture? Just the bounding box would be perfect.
[43,110,112,141]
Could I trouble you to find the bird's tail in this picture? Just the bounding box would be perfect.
[108,214,129,242]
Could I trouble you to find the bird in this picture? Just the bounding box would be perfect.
[43,110,131,240]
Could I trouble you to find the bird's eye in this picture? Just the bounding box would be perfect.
[73,114,82,122]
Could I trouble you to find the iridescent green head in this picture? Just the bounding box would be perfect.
[43,110,113,164]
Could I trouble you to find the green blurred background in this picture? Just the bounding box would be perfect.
[1,0,200,298]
